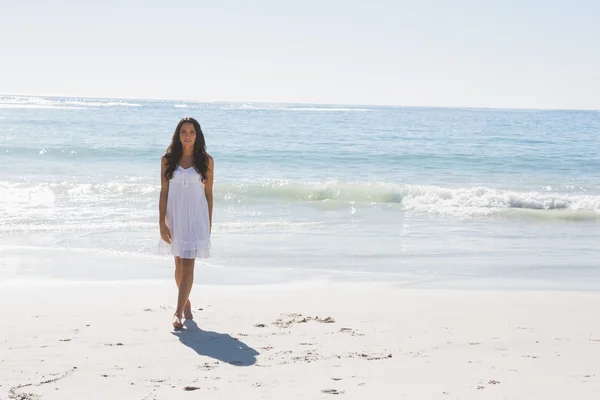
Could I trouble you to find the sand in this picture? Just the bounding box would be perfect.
[1,279,599,399]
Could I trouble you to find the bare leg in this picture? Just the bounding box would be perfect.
[174,258,195,327]
[174,257,193,319]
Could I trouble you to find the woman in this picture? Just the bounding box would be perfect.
[159,117,213,329]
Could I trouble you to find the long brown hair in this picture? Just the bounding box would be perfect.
[164,117,209,182]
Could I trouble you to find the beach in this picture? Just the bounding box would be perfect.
[1,96,599,398]
[2,0,600,395]
[2,280,599,399]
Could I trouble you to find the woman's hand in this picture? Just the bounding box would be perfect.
[160,224,171,244]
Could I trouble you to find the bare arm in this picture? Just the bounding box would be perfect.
[205,155,214,233]
[159,156,171,243]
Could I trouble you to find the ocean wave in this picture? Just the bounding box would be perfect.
[0,104,87,110]
[1,180,598,219]
[220,181,600,217]
[63,100,142,107]
[0,96,142,109]
[280,107,373,112]
[0,181,158,216]
[220,104,373,112]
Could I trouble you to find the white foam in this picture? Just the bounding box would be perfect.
[0,220,155,233]
[0,104,87,110]
[220,104,373,112]
[2,180,599,221]
[280,107,373,112]
[215,220,326,232]
[62,100,142,107]
[0,96,142,109]
[220,181,600,217]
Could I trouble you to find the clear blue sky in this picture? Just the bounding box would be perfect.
[1,0,599,109]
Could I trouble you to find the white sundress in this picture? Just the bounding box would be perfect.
[158,165,211,258]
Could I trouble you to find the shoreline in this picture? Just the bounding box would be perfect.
[2,273,600,293]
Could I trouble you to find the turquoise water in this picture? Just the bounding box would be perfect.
[1,95,599,288]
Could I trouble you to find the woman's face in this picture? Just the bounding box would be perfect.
[179,122,196,148]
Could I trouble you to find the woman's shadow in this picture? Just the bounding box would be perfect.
[171,320,259,366]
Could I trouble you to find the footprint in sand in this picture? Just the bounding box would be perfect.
[272,314,336,329]
[357,353,393,361]
[340,328,364,336]
[316,317,335,323]
[291,352,320,363]
[198,362,219,371]
[322,389,344,395]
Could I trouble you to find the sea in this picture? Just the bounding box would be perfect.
[1,95,599,289]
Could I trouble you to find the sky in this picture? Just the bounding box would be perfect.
[1,0,599,109]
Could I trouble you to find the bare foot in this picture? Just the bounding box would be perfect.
[173,314,183,329]
[184,300,193,320]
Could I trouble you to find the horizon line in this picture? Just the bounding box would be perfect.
[1,91,598,113]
